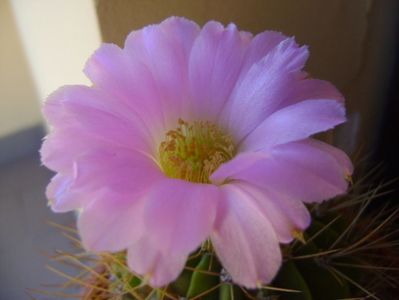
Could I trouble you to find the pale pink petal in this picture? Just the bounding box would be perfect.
[239,31,287,79]
[46,174,86,212]
[210,152,268,185]
[125,17,200,124]
[49,148,162,212]
[268,140,351,201]
[127,237,158,278]
[43,85,141,128]
[72,148,163,194]
[143,179,219,255]
[126,179,219,286]
[304,139,353,175]
[189,21,249,121]
[220,38,309,140]
[43,85,152,152]
[40,85,156,177]
[41,128,110,174]
[241,99,346,151]
[284,78,345,106]
[212,139,351,203]
[72,151,164,251]
[83,44,166,135]
[234,182,310,243]
[211,184,282,288]
[127,237,187,287]
[77,190,147,252]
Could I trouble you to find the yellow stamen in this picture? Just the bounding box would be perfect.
[159,119,235,183]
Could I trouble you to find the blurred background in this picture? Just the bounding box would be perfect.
[0,0,398,299]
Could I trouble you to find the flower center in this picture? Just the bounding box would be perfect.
[159,119,235,183]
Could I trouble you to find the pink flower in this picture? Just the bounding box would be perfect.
[41,17,353,288]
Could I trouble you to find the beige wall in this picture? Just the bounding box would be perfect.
[10,0,101,103]
[0,0,42,137]
[0,0,100,138]
[96,0,398,155]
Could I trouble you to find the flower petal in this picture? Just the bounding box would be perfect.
[241,99,346,151]
[47,148,163,214]
[127,237,187,287]
[72,148,163,194]
[43,85,152,153]
[125,17,200,124]
[210,152,268,185]
[211,184,282,288]
[304,138,353,175]
[126,179,219,286]
[189,21,249,121]
[144,179,219,255]
[212,139,351,203]
[284,78,345,106]
[239,31,287,79]
[83,44,166,135]
[41,128,111,173]
[233,182,310,243]
[267,140,351,202]
[77,190,146,252]
[76,152,164,252]
[46,173,86,212]
[220,38,309,140]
